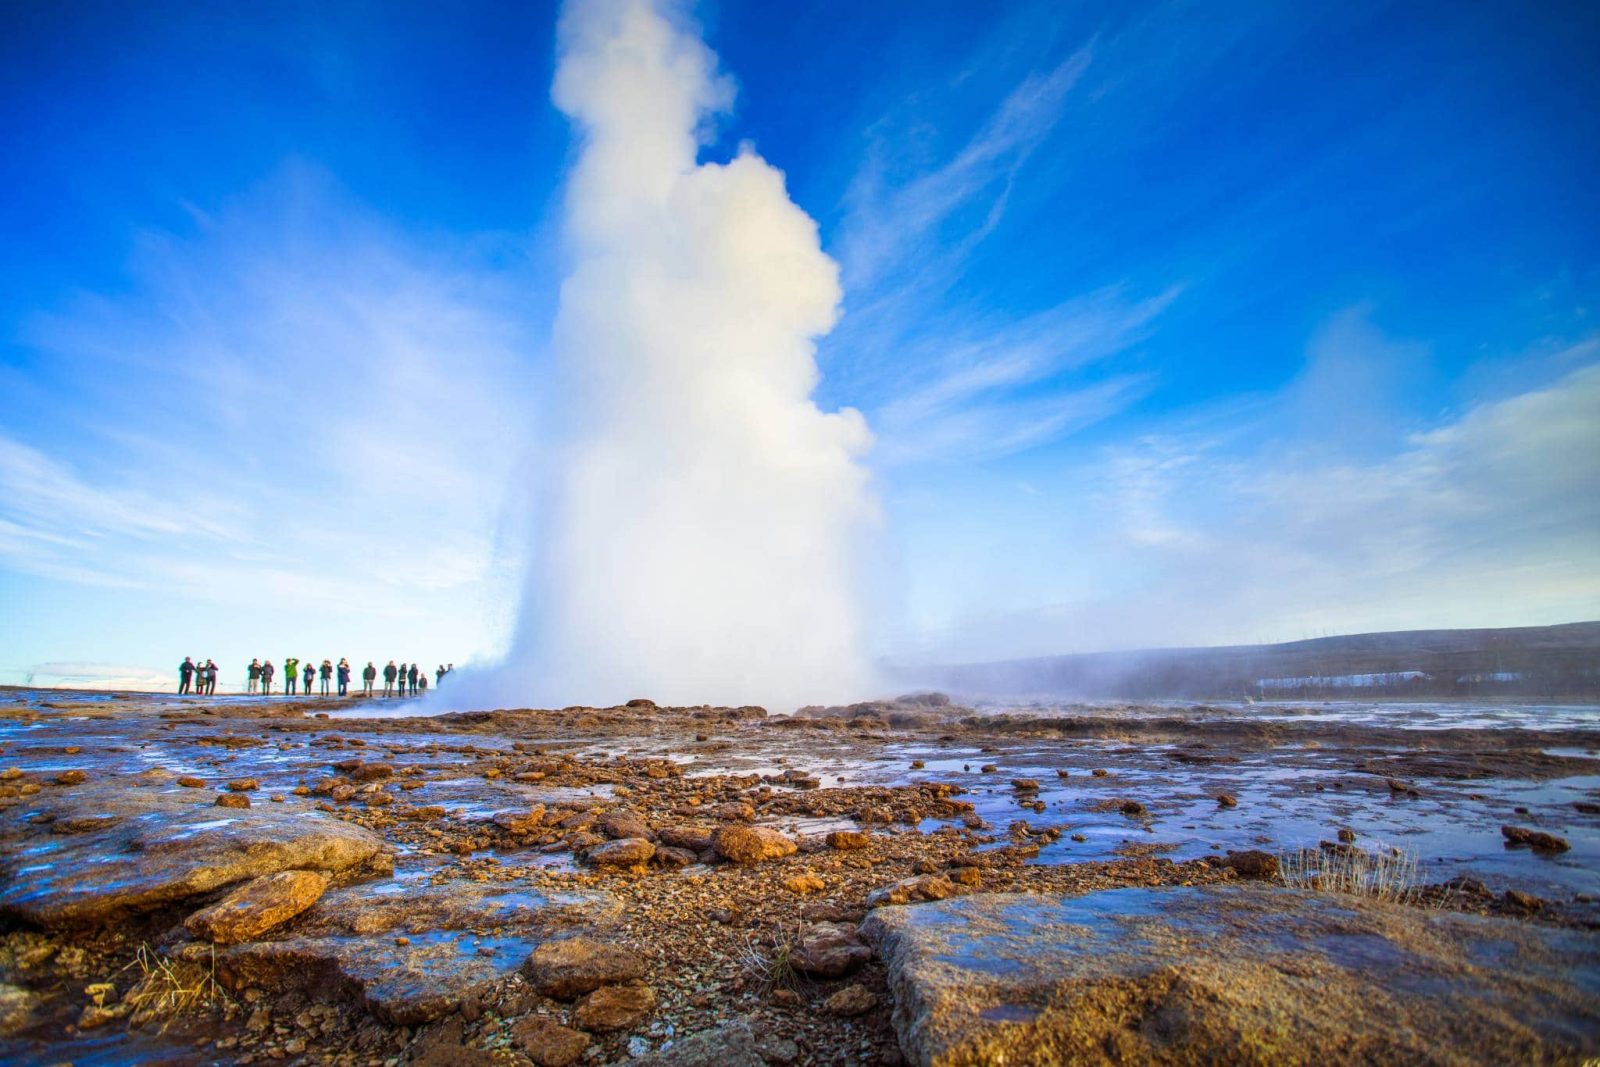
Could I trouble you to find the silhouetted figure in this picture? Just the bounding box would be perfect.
[179,657,195,695]
[320,659,333,696]
[204,660,218,695]
[407,663,418,696]
[261,658,275,696]
[436,664,445,687]
[285,657,300,695]
[418,672,428,695]
[363,661,377,696]
[302,661,315,694]
[337,658,350,696]
[383,661,398,697]
[248,659,261,694]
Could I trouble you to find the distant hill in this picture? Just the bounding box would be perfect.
[930,621,1600,701]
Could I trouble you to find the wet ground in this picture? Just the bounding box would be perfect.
[1,686,1597,1065]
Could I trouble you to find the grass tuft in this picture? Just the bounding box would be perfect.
[120,943,234,1031]
[1278,843,1425,904]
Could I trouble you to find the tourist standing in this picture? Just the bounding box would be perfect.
[383,661,397,697]
[319,659,333,696]
[247,659,261,694]
[302,660,315,694]
[285,656,300,695]
[260,658,275,695]
[363,661,377,696]
[179,657,195,695]
[205,660,218,695]
[418,672,428,695]
[337,658,351,696]
[407,663,418,696]
[436,664,445,687]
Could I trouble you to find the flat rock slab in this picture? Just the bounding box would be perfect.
[205,881,619,1025]
[0,789,382,927]
[862,886,1600,1066]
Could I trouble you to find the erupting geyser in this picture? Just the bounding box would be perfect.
[492,0,879,709]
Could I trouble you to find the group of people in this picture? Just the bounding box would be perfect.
[177,657,219,695]
[178,656,454,697]
[378,661,454,697]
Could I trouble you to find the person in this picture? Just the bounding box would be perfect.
[407,662,419,697]
[418,672,428,695]
[205,659,218,695]
[285,656,300,696]
[363,661,377,696]
[179,657,195,695]
[319,659,332,696]
[383,660,398,697]
[337,658,351,697]
[260,658,275,696]
[436,664,446,687]
[248,658,261,694]
[303,660,315,695]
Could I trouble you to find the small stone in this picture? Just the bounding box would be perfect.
[825,830,871,851]
[216,793,251,809]
[1501,825,1570,853]
[1216,793,1237,808]
[1119,800,1147,816]
[584,837,656,869]
[512,1015,590,1067]
[711,825,797,864]
[1337,828,1357,843]
[782,873,826,895]
[823,984,877,1017]
[54,770,88,786]
[1010,779,1040,792]
[1222,850,1279,879]
[572,983,656,1032]
[791,922,871,978]
[227,779,259,792]
[177,776,206,788]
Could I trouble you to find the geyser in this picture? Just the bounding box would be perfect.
[495,0,879,709]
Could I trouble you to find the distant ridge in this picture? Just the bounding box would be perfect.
[932,621,1600,700]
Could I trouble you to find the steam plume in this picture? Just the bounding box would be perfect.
[493,0,878,710]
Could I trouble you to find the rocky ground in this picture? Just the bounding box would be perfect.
[0,688,1596,1065]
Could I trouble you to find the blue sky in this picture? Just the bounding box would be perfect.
[2,0,1597,689]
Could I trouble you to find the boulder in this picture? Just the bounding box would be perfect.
[824,984,876,1017]
[572,982,656,1031]
[1220,850,1279,879]
[522,937,646,999]
[598,812,654,841]
[657,826,713,852]
[863,886,1600,1066]
[1501,825,1571,853]
[184,870,330,944]
[0,791,382,928]
[825,830,871,851]
[711,826,797,864]
[492,806,547,834]
[790,922,871,978]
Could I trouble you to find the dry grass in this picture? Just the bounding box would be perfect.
[1278,843,1425,904]
[120,943,234,1030]
[736,924,806,992]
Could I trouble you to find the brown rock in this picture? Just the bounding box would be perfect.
[522,938,646,998]
[216,793,251,809]
[226,779,259,792]
[1222,850,1279,879]
[351,763,393,782]
[54,770,88,786]
[1011,779,1040,792]
[950,867,982,887]
[782,873,825,895]
[657,826,713,852]
[1119,800,1147,816]
[584,837,655,869]
[184,870,329,944]
[1337,828,1357,843]
[711,825,797,864]
[824,984,877,1017]
[599,812,654,840]
[1216,793,1238,808]
[512,1016,590,1067]
[650,846,698,869]
[176,777,206,789]
[713,802,756,822]
[825,830,872,851]
[791,922,871,978]
[867,875,958,908]
[1501,825,1570,853]
[572,983,656,1031]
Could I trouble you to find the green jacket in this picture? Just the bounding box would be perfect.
[286,658,299,676]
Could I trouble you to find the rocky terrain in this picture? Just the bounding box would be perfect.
[0,688,1597,1065]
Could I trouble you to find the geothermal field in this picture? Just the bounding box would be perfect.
[0,687,1596,1065]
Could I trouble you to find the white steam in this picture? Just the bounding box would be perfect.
[490,0,878,709]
